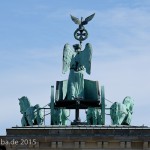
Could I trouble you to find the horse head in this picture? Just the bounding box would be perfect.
[18,96,31,114]
[123,96,134,113]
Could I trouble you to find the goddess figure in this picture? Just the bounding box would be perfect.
[62,43,92,100]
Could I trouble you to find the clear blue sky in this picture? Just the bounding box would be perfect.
[0,0,150,135]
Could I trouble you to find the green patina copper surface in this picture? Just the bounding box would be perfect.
[86,86,105,125]
[62,43,92,100]
[18,96,44,126]
[50,13,104,125]
[52,109,69,125]
[55,80,100,101]
[110,96,134,125]
[51,86,69,125]
[70,13,95,44]
[18,14,134,126]
[86,108,102,125]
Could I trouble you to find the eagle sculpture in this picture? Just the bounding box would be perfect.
[70,13,95,27]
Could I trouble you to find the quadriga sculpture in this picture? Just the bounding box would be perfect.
[86,108,102,125]
[18,96,44,126]
[110,96,134,125]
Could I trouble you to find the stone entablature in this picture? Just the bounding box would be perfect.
[0,126,150,150]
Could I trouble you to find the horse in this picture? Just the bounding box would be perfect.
[52,108,69,125]
[86,107,102,125]
[110,96,134,125]
[18,96,44,126]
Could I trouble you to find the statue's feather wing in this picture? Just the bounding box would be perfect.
[82,13,95,25]
[62,43,75,74]
[70,15,81,25]
[81,43,92,74]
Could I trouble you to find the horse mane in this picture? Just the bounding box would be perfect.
[123,96,134,106]
[19,96,31,109]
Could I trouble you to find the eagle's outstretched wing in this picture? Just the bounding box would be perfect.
[82,13,95,25]
[81,43,92,74]
[62,43,75,74]
[70,15,81,25]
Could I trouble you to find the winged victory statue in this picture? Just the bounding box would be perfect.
[62,14,95,100]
